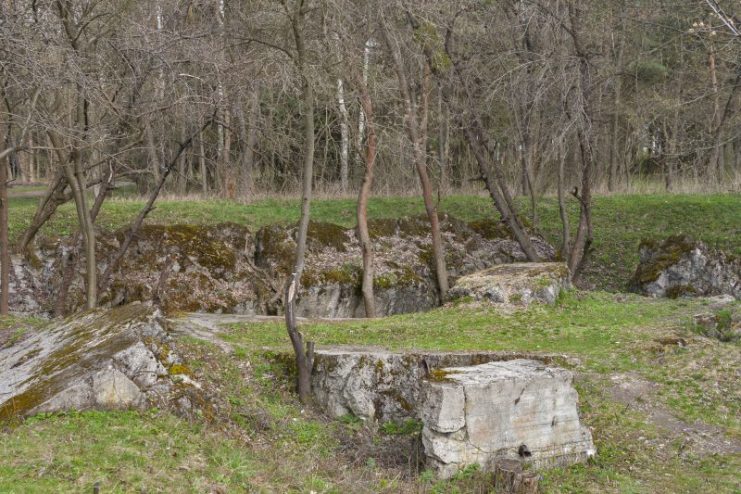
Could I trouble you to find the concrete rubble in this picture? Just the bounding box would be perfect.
[311,349,595,478]
[0,303,199,419]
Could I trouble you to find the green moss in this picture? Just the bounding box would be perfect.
[168,363,192,376]
[427,368,453,382]
[119,224,246,280]
[418,246,434,269]
[373,267,422,290]
[373,274,395,290]
[367,218,398,239]
[467,218,512,240]
[632,234,697,285]
[256,224,295,273]
[374,359,385,372]
[301,264,361,288]
[534,276,555,289]
[307,221,348,252]
[396,215,432,237]
[665,284,697,299]
[0,304,153,421]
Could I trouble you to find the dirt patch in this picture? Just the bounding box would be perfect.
[607,372,740,456]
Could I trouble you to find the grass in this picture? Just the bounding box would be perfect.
[0,410,257,493]
[224,292,740,433]
[223,292,741,493]
[1,294,738,492]
[2,191,739,491]
[10,192,739,291]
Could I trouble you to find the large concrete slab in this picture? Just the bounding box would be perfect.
[421,359,595,478]
[311,348,562,421]
[0,303,196,419]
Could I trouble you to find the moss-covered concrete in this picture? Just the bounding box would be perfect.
[631,235,698,285]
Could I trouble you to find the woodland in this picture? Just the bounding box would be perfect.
[1,1,739,314]
[0,2,740,492]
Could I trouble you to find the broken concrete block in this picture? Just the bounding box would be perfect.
[449,263,571,305]
[421,359,595,479]
[0,303,198,419]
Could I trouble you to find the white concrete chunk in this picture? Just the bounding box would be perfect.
[421,359,595,478]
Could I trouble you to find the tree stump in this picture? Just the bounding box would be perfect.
[492,459,539,494]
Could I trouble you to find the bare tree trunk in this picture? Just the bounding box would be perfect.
[223,103,235,199]
[337,77,350,194]
[177,124,187,195]
[415,65,449,300]
[0,144,9,314]
[145,121,161,188]
[557,142,570,257]
[708,43,723,181]
[199,128,208,196]
[382,24,449,301]
[355,39,373,166]
[437,85,450,193]
[51,124,97,309]
[54,165,113,316]
[608,12,625,192]
[565,3,594,279]
[356,81,377,318]
[238,87,260,199]
[28,132,37,182]
[286,74,315,403]
[285,4,315,404]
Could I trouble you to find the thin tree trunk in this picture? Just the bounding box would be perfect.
[708,43,723,181]
[0,145,9,314]
[177,124,187,195]
[608,13,625,192]
[437,85,450,193]
[50,119,97,310]
[337,77,350,194]
[238,87,260,199]
[557,142,570,257]
[355,39,373,166]
[381,24,449,301]
[285,5,315,404]
[286,75,315,403]
[565,3,595,279]
[145,122,161,188]
[199,128,207,196]
[415,65,449,300]
[356,82,377,318]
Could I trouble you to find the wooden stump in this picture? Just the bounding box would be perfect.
[493,459,539,494]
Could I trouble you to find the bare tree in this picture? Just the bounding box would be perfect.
[380,12,449,301]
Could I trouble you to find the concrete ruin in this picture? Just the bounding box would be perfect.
[11,216,555,318]
[0,303,201,420]
[449,262,571,305]
[311,349,595,478]
[630,235,740,300]
[421,360,595,478]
